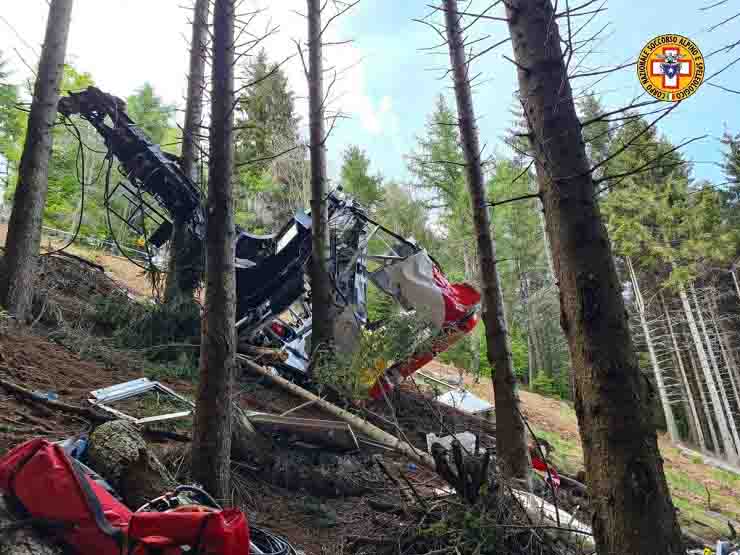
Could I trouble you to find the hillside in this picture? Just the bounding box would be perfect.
[0,241,737,549]
[424,361,740,543]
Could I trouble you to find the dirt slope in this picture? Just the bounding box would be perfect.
[0,223,154,297]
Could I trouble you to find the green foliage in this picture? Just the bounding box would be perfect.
[145,356,199,382]
[375,182,438,248]
[0,53,23,175]
[602,117,737,287]
[234,49,303,230]
[720,129,740,225]
[91,294,200,357]
[578,93,612,169]
[532,371,558,397]
[126,83,174,145]
[315,311,433,398]
[340,145,384,210]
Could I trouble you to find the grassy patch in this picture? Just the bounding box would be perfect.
[672,497,728,539]
[145,358,199,383]
[665,469,708,499]
[109,390,194,432]
[712,467,740,489]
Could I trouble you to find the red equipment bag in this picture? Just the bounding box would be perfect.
[0,438,131,554]
[0,439,251,555]
[128,509,249,555]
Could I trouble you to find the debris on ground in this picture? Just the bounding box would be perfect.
[247,412,359,451]
[433,387,495,420]
[88,378,194,425]
[426,431,477,453]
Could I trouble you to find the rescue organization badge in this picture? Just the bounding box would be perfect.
[637,34,705,102]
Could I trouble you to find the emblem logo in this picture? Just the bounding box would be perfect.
[637,34,705,101]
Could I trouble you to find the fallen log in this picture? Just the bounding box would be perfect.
[238,356,436,469]
[0,377,111,423]
[230,405,384,497]
[86,420,175,510]
[237,343,288,365]
[0,376,193,443]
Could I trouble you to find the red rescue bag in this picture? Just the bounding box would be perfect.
[0,438,131,554]
[128,509,249,555]
[0,439,251,555]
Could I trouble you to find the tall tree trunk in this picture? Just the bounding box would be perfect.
[661,292,706,450]
[463,249,482,380]
[191,0,236,502]
[164,0,208,305]
[627,258,679,442]
[505,1,684,552]
[518,259,538,386]
[307,0,332,358]
[688,347,721,453]
[539,205,555,281]
[710,288,740,419]
[0,0,74,321]
[690,283,740,458]
[444,0,531,488]
[732,268,740,301]
[678,283,736,459]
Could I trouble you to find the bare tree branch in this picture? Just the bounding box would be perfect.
[488,192,541,208]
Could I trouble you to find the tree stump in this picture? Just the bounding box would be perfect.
[87,420,175,510]
[0,497,63,555]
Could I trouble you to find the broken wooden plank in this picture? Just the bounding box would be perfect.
[248,413,359,451]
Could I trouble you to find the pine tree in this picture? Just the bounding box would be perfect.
[164,0,209,306]
[443,0,531,486]
[191,0,236,502]
[505,1,684,552]
[720,129,740,225]
[234,49,301,229]
[126,84,174,145]
[306,0,332,358]
[340,145,383,210]
[0,51,23,181]
[578,93,612,172]
[1,0,75,321]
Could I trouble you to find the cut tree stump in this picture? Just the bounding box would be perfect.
[87,420,175,509]
[0,497,63,555]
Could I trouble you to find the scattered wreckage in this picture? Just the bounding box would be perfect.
[58,86,481,401]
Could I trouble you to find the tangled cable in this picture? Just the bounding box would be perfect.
[41,114,108,257]
[249,526,298,555]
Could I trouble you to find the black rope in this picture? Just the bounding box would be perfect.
[41,116,108,257]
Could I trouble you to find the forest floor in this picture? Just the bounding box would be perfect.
[0,235,737,551]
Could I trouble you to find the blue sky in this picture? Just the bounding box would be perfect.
[1,0,738,187]
[327,0,740,185]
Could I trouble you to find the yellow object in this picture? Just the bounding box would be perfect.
[637,35,704,102]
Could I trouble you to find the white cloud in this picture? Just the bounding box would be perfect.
[243,0,398,138]
[0,0,398,141]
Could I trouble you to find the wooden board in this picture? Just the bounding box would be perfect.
[247,413,359,451]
